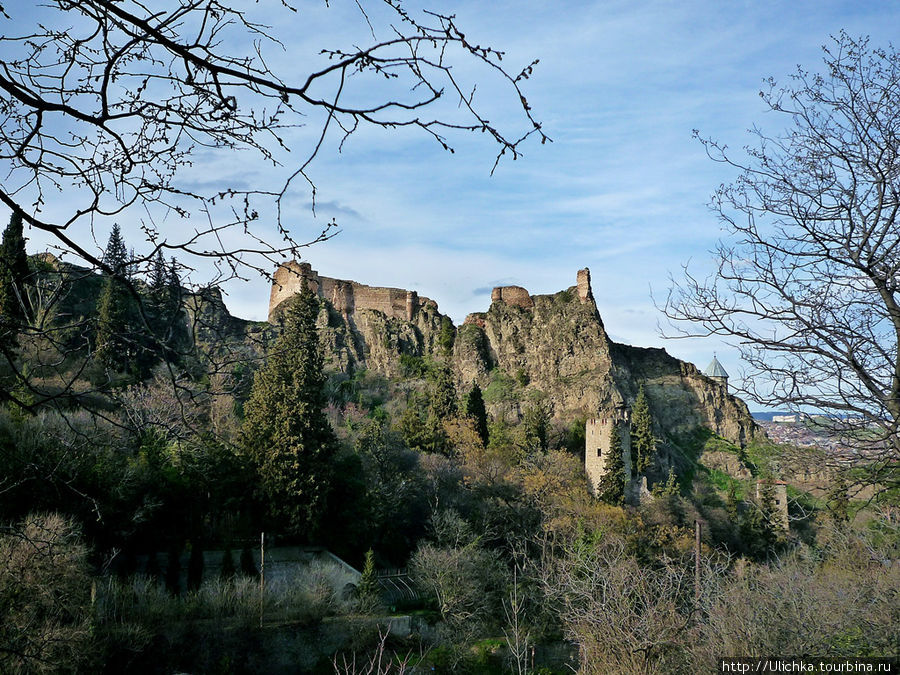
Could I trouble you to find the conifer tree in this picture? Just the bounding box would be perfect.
[148,252,184,361]
[464,383,489,447]
[0,209,30,352]
[95,224,136,372]
[630,384,655,474]
[427,362,457,420]
[356,548,381,612]
[596,424,626,506]
[241,281,337,537]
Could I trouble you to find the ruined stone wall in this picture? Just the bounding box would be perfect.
[577,268,593,303]
[268,261,435,322]
[491,285,534,310]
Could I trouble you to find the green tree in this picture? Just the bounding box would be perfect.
[740,483,779,559]
[0,209,30,349]
[427,362,458,421]
[148,253,185,363]
[439,315,455,355]
[94,224,136,373]
[522,399,551,453]
[464,383,489,447]
[241,282,337,538]
[630,385,655,474]
[356,548,381,613]
[596,425,626,506]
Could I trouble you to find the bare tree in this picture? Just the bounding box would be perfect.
[664,33,900,488]
[0,0,546,280]
[0,0,547,421]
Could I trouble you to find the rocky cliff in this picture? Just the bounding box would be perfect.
[262,262,758,447]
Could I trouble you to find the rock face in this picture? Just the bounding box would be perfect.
[262,262,758,447]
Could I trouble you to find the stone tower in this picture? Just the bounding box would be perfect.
[585,405,632,497]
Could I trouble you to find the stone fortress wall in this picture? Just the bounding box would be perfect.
[268,261,436,323]
[478,267,596,318]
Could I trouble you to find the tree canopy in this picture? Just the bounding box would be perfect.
[241,282,337,537]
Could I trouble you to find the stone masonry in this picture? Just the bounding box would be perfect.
[490,285,534,310]
[585,407,633,496]
[268,261,436,323]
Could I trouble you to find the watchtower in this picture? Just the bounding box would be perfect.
[585,404,632,497]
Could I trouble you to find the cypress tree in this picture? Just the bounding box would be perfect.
[464,382,489,447]
[356,548,380,612]
[0,209,30,351]
[596,424,626,506]
[241,280,337,537]
[630,384,655,474]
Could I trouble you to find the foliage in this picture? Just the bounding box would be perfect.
[427,362,458,421]
[522,399,551,453]
[356,549,381,613]
[439,316,456,355]
[0,513,93,674]
[94,224,140,378]
[595,425,626,506]
[241,283,338,538]
[482,370,518,404]
[630,384,655,474]
[0,209,30,359]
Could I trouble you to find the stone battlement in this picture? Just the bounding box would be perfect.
[268,261,436,323]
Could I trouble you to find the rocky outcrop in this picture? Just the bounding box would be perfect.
[259,263,758,447]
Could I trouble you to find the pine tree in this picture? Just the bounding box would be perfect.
[102,223,128,275]
[630,384,655,474]
[0,209,31,352]
[94,224,136,372]
[596,424,626,506]
[464,383,489,447]
[241,281,337,537]
[147,253,184,362]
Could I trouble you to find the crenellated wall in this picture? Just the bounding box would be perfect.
[268,261,436,322]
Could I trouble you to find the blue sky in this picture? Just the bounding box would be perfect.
[7,0,900,401]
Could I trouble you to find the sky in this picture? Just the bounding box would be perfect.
[5,0,900,405]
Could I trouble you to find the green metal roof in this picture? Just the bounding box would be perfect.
[704,356,729,379]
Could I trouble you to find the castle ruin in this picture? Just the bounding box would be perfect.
[268,261,437,323]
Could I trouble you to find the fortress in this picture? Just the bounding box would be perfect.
[268,261,437,323]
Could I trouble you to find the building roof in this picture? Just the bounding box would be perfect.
[704,356,729,379]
